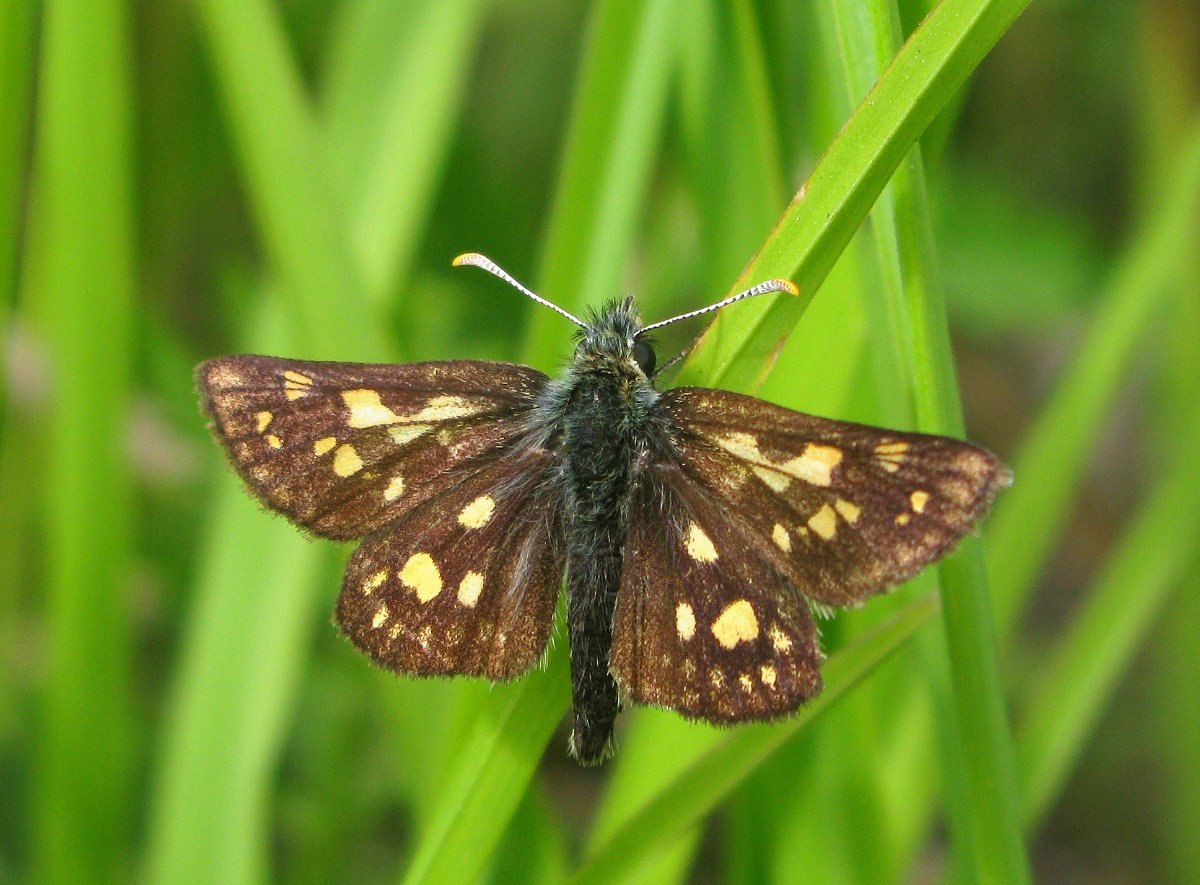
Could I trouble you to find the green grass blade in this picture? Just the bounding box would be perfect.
[522,0,684,365]
[322,0,487,307]
[1017,406,1200,828]
[400,648,569,885]
[23,2,137,879]
[190,0,381,361]
[572,594,937,885]
[145,473,325,885]
[986,115,1200,643]
[0,0,36,317]
[676,0,1032,394]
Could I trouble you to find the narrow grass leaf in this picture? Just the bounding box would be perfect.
[987,115,1200,643]
[24,2,137,879]
[1017,406,1200,828]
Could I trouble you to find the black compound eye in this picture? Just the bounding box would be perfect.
[632,338,656,375]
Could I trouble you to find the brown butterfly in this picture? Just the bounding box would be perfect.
[198,253,1010,764]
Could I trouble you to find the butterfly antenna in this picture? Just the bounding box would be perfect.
[639,278,799,335]
[453,252,587,328]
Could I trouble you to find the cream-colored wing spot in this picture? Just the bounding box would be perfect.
[400,552,443,603]
[363,570,388,595]
[895,512,912,526]
[255,411,273,432]
[752,467,791,493]
[685,523,719,562]
[342,389,401,428]
[777,444,842,487]
[807,504,838,540]
[739,673,754,693]
[266,434,282,450]
[874,440,909,473]
[371,605,390,629]
[772,523,792,552]
[283,370,313,400]
[457,571,484,607]
[711,599,759,649]
[768,624,793,653]
[676,602,696,641]
[410,395,480,422]
[910,490,930,514]
[389,424,432,445]
[458,495,496,529]
[834,498,861,524]
[313,436,337,456]
[760,664,778,688]
[332,444,364,477]
[383,474,405,502]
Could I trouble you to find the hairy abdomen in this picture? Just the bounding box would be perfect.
[562,375,635,764]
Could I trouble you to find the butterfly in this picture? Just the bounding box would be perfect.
[198,253,1011,765]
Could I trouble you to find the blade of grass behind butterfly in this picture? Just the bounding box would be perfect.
[572,594,937,885]
[22,3,138,879]
[520,0,684,362]
[673,0,1032,395]
[986,114,1200,645]
[582,3,790,881]
[145,0,391,879]
[1017,400,1200,830]
[406,3,684,882]
[0,0,37,762]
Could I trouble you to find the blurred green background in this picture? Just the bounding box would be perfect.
[4,0,1200,882]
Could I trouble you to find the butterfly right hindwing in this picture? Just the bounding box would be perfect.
[611,460,824,722]
[337,444,565,681]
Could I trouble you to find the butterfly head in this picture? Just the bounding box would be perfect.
[575,296,657,378]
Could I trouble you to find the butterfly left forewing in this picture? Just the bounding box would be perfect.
[659,388,1011,608]
[611,462,824,722]
[199,355,549,539]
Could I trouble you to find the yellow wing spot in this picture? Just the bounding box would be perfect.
[711,599,759,649]
[751,466,791,492]
[458,571,484,607]
[769,624,793,653]
[363,570,388,595]
[458,495,496,529]
[313,436,337,456]
[389,424,432,445]
[760,664,778,688]
[710,668,726,690]
[779,444,843,487]
[371,605,390,629]
[255,411,273,432]
[387,623,402,640]
[283,370,314,400]
[739,673,754,693]
[676,603,696,641]
[400,552,443,603]
[332,444,364,477]
[772,523,791,552]
[411,395,479,422]
[266,434,282,449]
[835,499,861,524]
[875,440,909,473]
[910,490,930,513]
[383,475,405,502]
[895,512,912,526]
[714,431,761,461]
[686,523,719,562]
[807,504,838,540]
[343,389,401,428]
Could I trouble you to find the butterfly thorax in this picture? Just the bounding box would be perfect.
[539,298,664,764]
